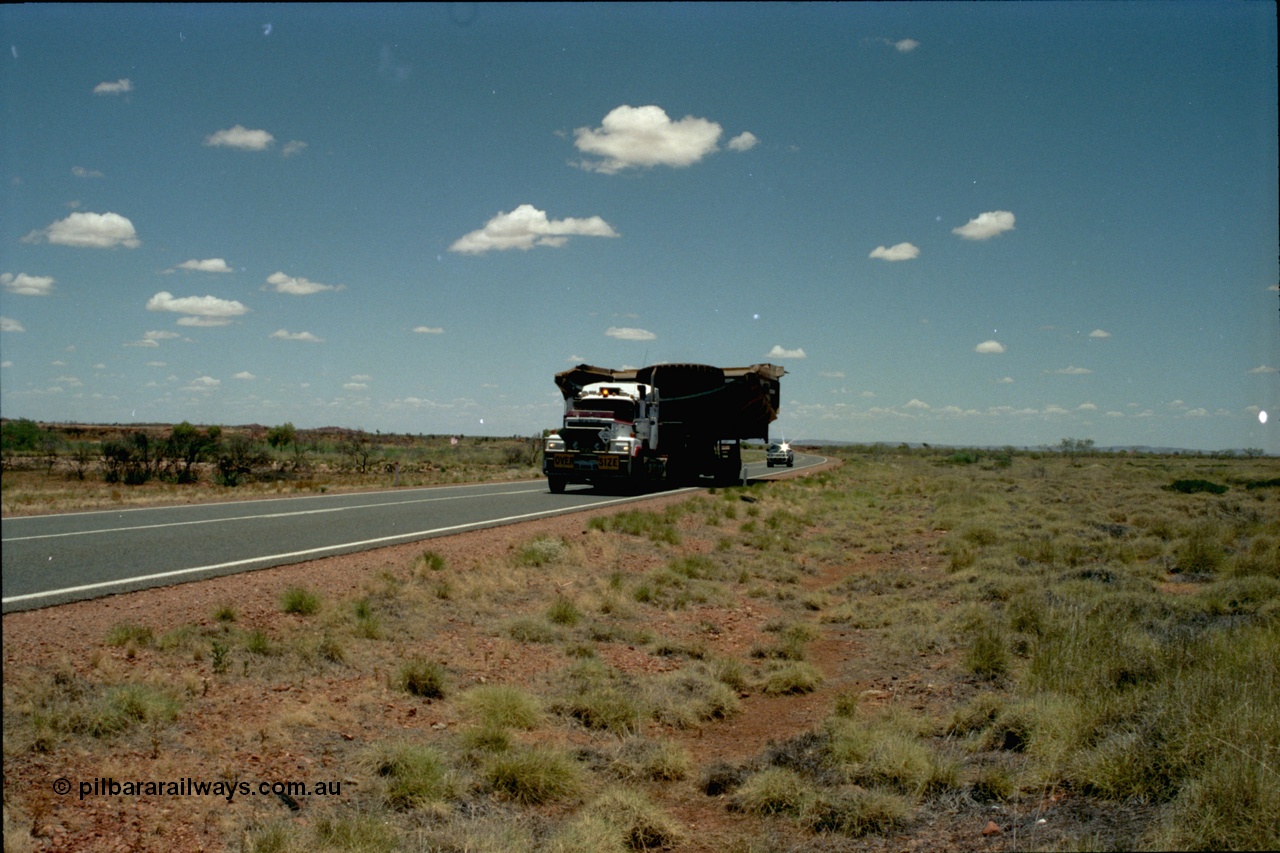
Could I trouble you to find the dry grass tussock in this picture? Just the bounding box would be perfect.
[3,446,1278,852]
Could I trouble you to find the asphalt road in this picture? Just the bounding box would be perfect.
[1,454,824,613]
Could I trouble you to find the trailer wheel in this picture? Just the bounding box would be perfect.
[548,477,567,494]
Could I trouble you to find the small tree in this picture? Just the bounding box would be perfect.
[266,422,297,451]
[102,431,162,485]
[216,434,269,486]
[338,430,378,474]
[69,442,95,480]
[1058,437,1095,466]
[38,429,62,476]
[166,421,217,483]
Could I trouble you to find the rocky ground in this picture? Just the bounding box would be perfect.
[3,465,1150,851]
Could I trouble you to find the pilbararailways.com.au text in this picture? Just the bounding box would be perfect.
[57,776,341,802]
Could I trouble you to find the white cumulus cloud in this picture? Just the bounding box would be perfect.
[2,273,55,296]
[767,345,807,360]
[146,291,248,326]
[952,210,1016,240]
[265,271,342,295]
[895,38,921,52]
[204,125,275,151]
[234,371,256,380]
[271,329,323,343]
[94,78,133,95]
[282,140,308,157]
[869,242,920,261]
[413,326,444,334]
[727,131,758,152]
[1054,366,1093,375]
[1248,365,1278,374]
[1088,329,1111,339]
[26,211,140,248]
[175,258,233,273]
[605,327,657,342]
[975,340,1006,354]
[450,204,618,254]
[1,317,26,333]
[573,105,722,173]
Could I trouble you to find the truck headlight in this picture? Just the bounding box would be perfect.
[608,439,633,454]
[545,438,565,452]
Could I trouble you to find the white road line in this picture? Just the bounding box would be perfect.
[1,487,547,542]
[1,489,695,606]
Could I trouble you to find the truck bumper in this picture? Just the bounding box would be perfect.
[544,452,633,482]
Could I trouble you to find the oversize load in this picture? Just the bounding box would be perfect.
[554,362,784,441]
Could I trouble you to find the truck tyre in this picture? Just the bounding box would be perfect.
[548,477,567,494]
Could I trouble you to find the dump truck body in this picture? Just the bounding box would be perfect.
[543,362,783,492]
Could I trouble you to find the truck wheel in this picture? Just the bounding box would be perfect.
[548,477,567,494]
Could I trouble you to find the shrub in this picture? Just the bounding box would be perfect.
[364,741,455,810]
[964,615,1009,679]
[506,616,562,644]
[546,594,583,626]
[582,788,687,850]
[244,629,273,656]
[68,684,182,738]
[516,536,569,567]
[396,659,448,699]
[414,550,446,573]
[647,668,741,728]
[483,746,583,804]
[105,622,154,648]
[805,786,912,837]
[730,766,815,815]
[316,635,345,664]
[761,662,823,696]
[280,586,321,615]
[1169,478,1228,495]
[557,685,643,734]
[609,737,691,782]
[459,685,543,730]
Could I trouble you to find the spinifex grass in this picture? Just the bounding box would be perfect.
[5,446,1277,852]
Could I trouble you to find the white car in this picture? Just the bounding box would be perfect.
[766,442,794,467]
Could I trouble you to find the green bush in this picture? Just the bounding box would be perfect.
[364,741,455,810]
[483,746,583,804]
[396,659,448,699]
[459,685,543,730]
[280,586,321,615]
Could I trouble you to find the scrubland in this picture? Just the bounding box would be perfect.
[1,422,545,516]
[3,446,1277,852]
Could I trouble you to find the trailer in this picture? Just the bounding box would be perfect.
[543,362,784,492]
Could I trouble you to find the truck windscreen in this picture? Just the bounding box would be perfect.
[570,398,635,422]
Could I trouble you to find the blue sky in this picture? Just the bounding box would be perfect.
[2,2,1277,452]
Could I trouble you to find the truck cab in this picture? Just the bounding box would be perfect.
[543,382,655,492]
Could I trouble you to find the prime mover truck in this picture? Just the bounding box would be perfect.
[543,362,785,492]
